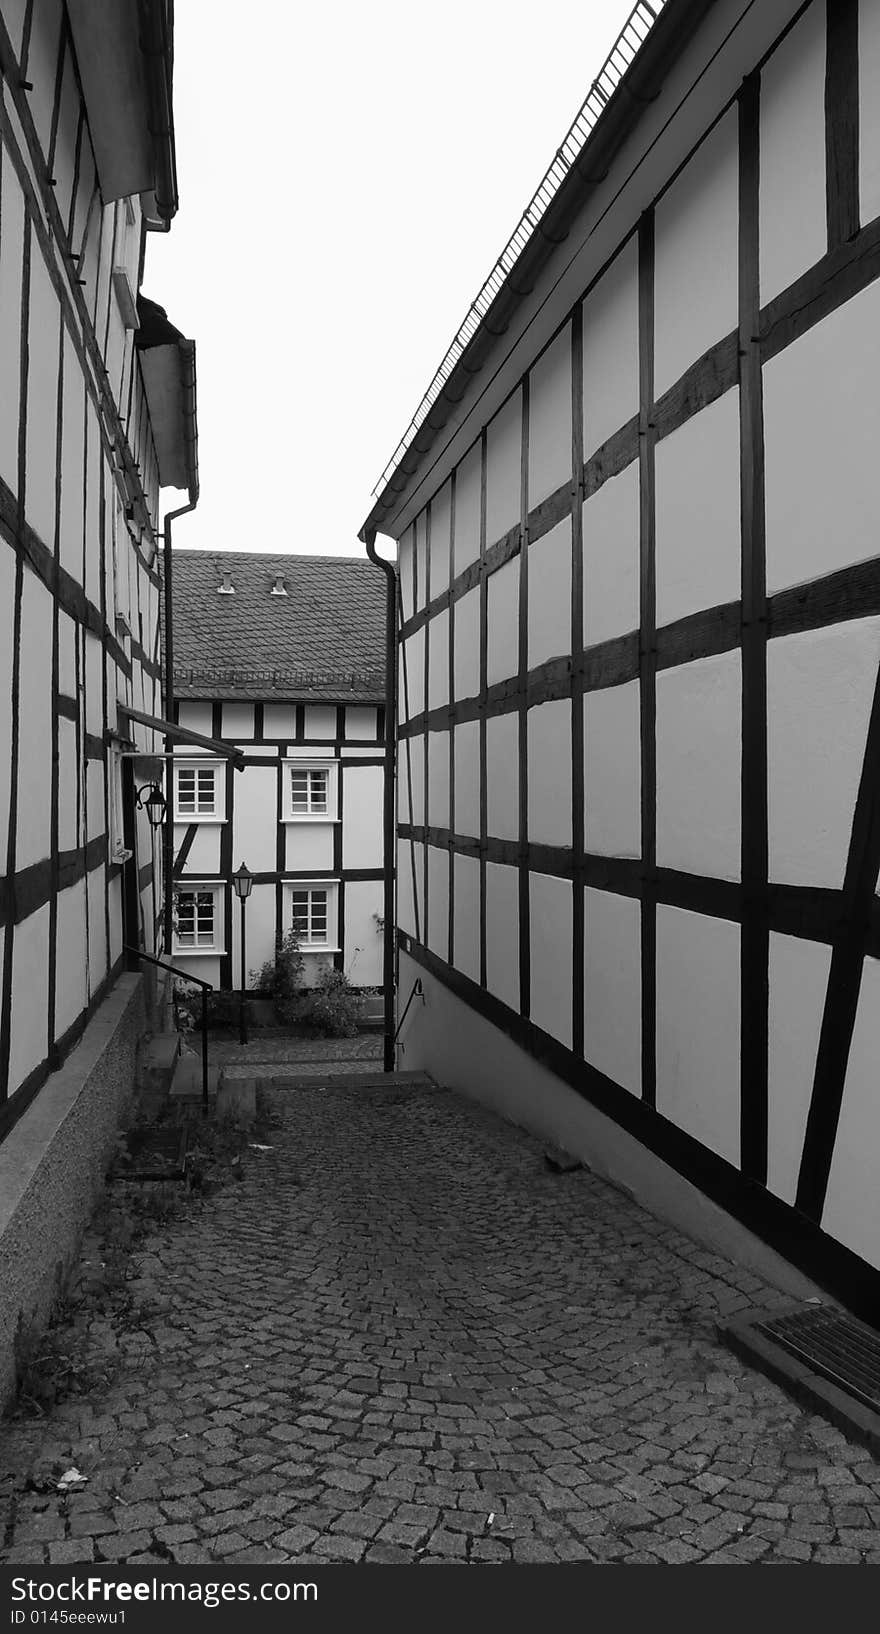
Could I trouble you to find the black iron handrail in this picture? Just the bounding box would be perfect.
[124,946,211,1111]
[393,977,423,1049]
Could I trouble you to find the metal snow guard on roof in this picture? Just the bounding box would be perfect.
[370,0,666,501]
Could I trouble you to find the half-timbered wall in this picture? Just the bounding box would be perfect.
[171,701,385,990]
[394,0,880,1314]
[0,1,164,1140]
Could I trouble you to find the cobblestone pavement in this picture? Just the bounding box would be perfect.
[2,1070,880,1567]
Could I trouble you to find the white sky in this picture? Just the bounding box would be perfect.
[146,0,633,557]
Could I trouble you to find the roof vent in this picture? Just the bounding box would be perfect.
[270,575,288,597]
[216,572,235,595]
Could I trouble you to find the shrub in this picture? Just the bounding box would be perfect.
[298,967,363,1037]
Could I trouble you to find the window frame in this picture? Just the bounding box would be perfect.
[282,759,338,823]
[284,879,339,952]
[173,756,225,823]
[172,881,226,955]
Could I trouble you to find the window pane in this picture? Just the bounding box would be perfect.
[178,770,195,812]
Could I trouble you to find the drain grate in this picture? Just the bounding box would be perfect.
[755,1306,880,1414]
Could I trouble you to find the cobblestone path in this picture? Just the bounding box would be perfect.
[2,1073,879,1566]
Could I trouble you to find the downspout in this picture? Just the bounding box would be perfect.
[363,527,397,1074]
[161,339,199,962]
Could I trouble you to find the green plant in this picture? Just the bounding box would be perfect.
[297,966,363,1037]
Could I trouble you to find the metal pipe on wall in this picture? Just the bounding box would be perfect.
[363,528,398,1074]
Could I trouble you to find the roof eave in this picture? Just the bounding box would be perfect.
[66,0,178,217]
[360,0,715,542]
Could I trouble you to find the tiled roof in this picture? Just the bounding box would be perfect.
[170,550,387,702]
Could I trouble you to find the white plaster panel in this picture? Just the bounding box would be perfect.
[766,933,832,1208]
[398,527,414,623]
[55,881,87,1038]
[860,0,880,224]
[222,702,254,739]
[656,650,742,881]
[454,442,482,573]
[342,764,383,869]
[344,879,383,986]
[486,388,522,545]
[264,704,296,739]
[86,760,105,842]
[431,480,452,597]
[427,730,450,830]
[345,707,378,741]
[59,351,84,575]
[528,518,571,671]
[529,872,572,1048]
[402,627,425,721]
[397,838,416,938]
[16,569,53,869]
[304,705,337,740]
[768,619,880,889]
[453,853,480,983]
[183,824,222,875]
[655,389,741,626]
[454,721,480,840]
[3,0,27,61]
[177,702,213,735]
[584,887,641,1095]
[235,883,274,987]
[764,280,880,594]
[656,905,741,1166]
[108,873,123,968]
[583,461,640,648]
[27,0,62,152]
[232,765,277,873]
[485,861,519,1013]
[57,720,78,851]
[84,406,102,607]
[528,325,572,508]
[9,903,49,1095]
[285,822,333,873]
[0,159,24,490]
[453,588,480,702]
[822,957,880,1271]
[487,556,519,686]
[428,609,449,710]
[583,236,639,457]
[654,108,739,397]
[486,712,519,843]
[584,682,641,858]
[404,733,424,828]
[26,244,59,550]
[415,509,428,610]
[0,546,15,872]
[174,954,221,991]
[527,700,571,847]
[427,844,449,961]
[759,1,826,304]
[341,746,380,760]
[88,864,108,995]
[85,630,103,733]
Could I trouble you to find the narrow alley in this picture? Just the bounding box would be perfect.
[2,1061,878,1567]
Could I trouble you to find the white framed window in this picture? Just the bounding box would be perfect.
[285,881,339,950]
[283,760,337,822]
[173,759,224,821]
[173,883,225,954]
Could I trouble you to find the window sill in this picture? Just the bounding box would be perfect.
[172,946,225,958]
[283,816,340,825]
[173,815,226,825]
[299,945,340,955]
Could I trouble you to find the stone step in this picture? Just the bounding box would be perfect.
[136,1031,181,1097]
[169,1049,223,1101]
